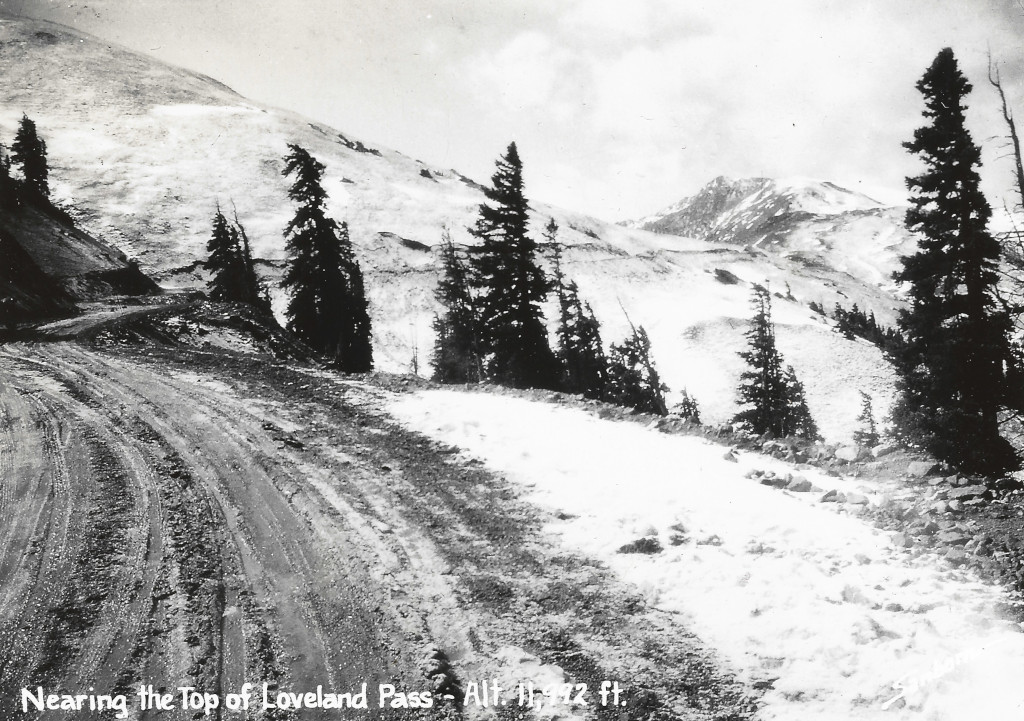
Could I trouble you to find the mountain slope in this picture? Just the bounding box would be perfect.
[0,224,75,326]
[0,15,906,442]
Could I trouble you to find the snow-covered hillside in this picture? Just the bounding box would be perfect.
[0,16,908,441]
[391,390,1024,721]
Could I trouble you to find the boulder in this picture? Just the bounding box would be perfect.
[786,477,813,493]
[723,450,739,463]
[892,532,912,549]
[820,489,847,503]
[872,442,899,458]
[618,537,663,555]
[845,492,870,505]
[835,446,861,463]
[945,548,968,565]
[907,460,939,477]
[936,530,970,546]
[947,484,987,501]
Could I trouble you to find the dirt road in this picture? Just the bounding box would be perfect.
[0,341,753,720]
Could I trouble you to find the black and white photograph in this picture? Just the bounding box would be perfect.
[2,1,1024,719]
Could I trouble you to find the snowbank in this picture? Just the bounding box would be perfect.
[389,389,1024,721]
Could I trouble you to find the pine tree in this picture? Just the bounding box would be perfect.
[672,390,702,424]
[892,48,1018,474]
[853,391,879,448]
[782,365,818,440]
[548,220,607,398]
[734,285,790,436]
[733,286,818,438]
[204,207,271,312]
[431,228,482,383]
[205,207,244,302]
[11,115,48,199]
[281,144,373,372]
[467,142,560,390]
[231,211,272,313]
[605,323,668,415]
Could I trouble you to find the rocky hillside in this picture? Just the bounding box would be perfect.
[0,223,75,326]
[0,199,158,301]
[0,15,908,442]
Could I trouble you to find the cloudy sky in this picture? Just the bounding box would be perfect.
[4,0,1024,220]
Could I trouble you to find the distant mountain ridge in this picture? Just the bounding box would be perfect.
[630,175,889,242]
[628,176,918,295]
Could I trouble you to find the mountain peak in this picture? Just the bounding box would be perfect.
[632,175,890,242]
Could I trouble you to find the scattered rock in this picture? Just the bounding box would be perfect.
[907,460,939,477]
[820,489,847,503]
[892,532,912,549]
[936,530,969,546]
[786,477,813,493]
[835,446,863,463]
[872,443,898,458]
[723,450,738,463]
[945,548,968,565]
[845,492,869,505]
[948,484,987,501]
[696,534,723,546]
[618,537,663,555]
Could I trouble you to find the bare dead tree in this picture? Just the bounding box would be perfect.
[989,55,1024,211]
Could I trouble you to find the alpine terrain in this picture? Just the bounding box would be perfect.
[2,12,1024,721]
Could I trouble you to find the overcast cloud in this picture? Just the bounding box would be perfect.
[3,0,1024,220]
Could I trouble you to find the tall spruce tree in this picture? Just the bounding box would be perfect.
[892,48,1018,474]
[467,142,560,389]
[548,220,607,398]
[11,115,48,199]
[431,228,482,383]
[734,284,817,438]
[734,285,789,436]
[281,144,373,372]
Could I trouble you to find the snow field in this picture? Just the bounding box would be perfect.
[388,389,1024,721]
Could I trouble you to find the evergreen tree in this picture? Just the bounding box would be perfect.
[281,144,373,372]
[782,365,818,439]
[231,211,272,313]
[205,207,244,302]
[548,220,607,398]
[11,115,48,199]
[605,323,668,415]
[431,228,482,383]
[672,390,702,424]
[467,142,560,389]
[204,207,272,312]
[853,391,879,448]
[734,285,790,436]
[734,285,818,438]
[892,48,1018,474]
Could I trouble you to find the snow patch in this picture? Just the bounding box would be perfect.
[388,390,1024,721]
